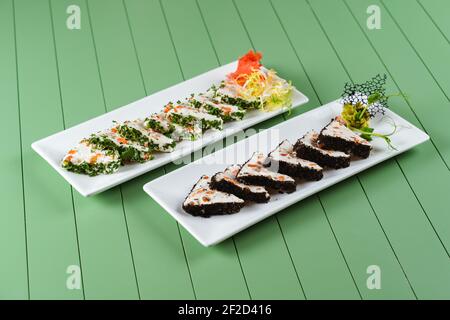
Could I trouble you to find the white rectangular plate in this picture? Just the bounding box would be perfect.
[143,100,429,247]
[31,61,308,196]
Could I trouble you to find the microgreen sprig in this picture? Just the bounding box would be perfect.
[349,116,398,150]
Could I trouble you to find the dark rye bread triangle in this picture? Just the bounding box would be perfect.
[210,165,270,203]
[293,130,351,169]
[319,119,372,159]
[237,152,296,193]
[266,140,324,181]
[182,175,245,217]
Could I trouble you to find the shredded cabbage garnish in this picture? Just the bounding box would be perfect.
[227,69,293,112]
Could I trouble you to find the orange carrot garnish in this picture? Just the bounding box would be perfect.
[116,137,128,144]
[228,50,263,86]
[90,153,101,164]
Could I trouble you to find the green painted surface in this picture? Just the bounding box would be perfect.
[0,0,449,299]
[14,0,82,299]
[419,0,450,45]
[343,0,450,299]
[0,0,28,299]
[383,0,450,104]
[51,0,140,299]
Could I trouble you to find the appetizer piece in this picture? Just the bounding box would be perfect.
[319,119,372,159]
[117,120,175,153]
[182,175,245,217]
[146,130,176,153]
[266,140,323,181]
[237,152,296,193]
[62,140,121,176]
[88,129,153,164]
[144,113,175,136]
[189,94,245,122]
[211,82,262,110]
[294,131,350,169]
[145,113,201,141]
[164,102,223,131]
[170,122,202,141]
[211,165,270,203]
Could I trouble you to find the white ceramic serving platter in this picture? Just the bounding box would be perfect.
[144,100,430,247]
[31,61,308,196]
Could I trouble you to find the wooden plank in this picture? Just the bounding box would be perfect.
[159,0,251,300]
[419,0,450,45]
[343,0,450,299]
[121,0,196,299]
[309,0,450,299]
[123,0,183,91]
[263,0,418,299]
[199,0,359,299]
[348,1,450,167]
[0,0,28,299]
[381,0,450,103]
[340,0,450,251]
[14,0,82,299]
[50,0,140,299]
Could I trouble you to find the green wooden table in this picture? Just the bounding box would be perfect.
[1,0,449,300]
